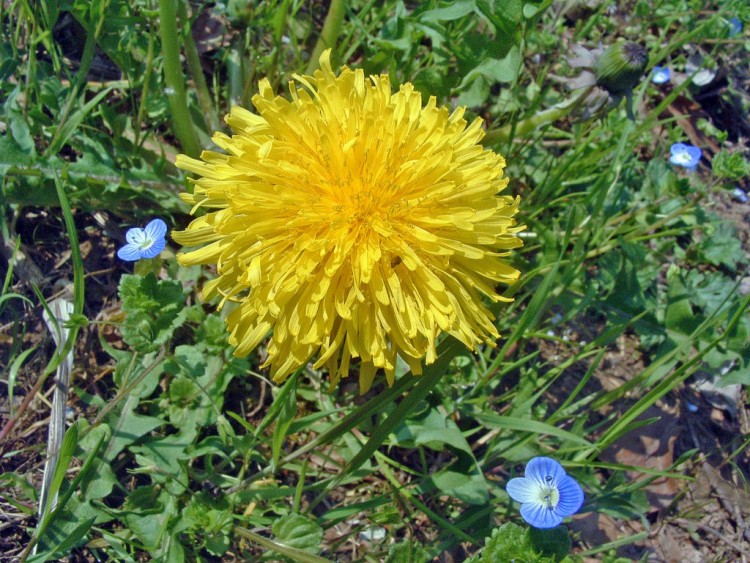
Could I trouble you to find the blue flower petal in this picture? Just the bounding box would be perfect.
[652,66,670,84]
[506,477,538,503]
[140,237,166,258]
[144,218,168,241]
[555,475,585,516]
[117,243,144,261]
[728,17,742,37]
[125,227,146,245]
[524,457,566,487]
[670,143,702,170]
[520,501,563,529]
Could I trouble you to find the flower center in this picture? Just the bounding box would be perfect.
[138,239,154,250]
[672,151,692,165]
[538,476,560,509]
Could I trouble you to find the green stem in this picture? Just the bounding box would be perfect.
[158,0,201,157]
[305,0,348,74]
[177,0,221,133]
[482,86,593,146]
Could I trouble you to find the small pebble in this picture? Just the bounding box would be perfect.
[359,527,386,541]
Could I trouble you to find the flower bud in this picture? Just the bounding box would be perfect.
[595,42,648,95]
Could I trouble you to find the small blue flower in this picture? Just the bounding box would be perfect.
[669,143,702,172]
[117,218,167,261]
[728,17,743,37]
[506,457,584,529]
[651,66,670,84]
[732,188,749,204]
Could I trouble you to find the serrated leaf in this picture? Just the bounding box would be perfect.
[386,540,428,563]
[473,523,540,562]
[118,274,187,352]
[177,492,233,557]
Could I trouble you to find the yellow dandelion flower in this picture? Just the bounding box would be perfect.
[173,50,523,393]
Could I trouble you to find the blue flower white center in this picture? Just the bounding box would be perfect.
[132,230,156,250]
[538,475,560,509]
[672,150,693,165]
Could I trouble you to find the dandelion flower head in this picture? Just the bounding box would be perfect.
[173,50,523,392]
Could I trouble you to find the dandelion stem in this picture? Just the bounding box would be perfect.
[158,0,201,157]
[305,0,348,74]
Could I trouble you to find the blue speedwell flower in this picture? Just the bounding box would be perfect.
[506,457,584,529]
[732,188,748,204]
[652,66,670,84]
[669,143,702,172]
[117,218,167,261]
[728,17,743,37]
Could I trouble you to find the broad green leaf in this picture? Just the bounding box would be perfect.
[120,486,177,551]
[392,408,473,454]
[430,470,489,505]
[271,513,323,555]
[420,0,475,22]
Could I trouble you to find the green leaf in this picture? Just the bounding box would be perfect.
[176,492,233,557]
[528,526,572,560]
[271,513,323,555]
[46,86,114,156]
[40,422,79,521]
[473,411,592,447]
[475,0,523,36]
[698,221,744,272]
[430,470,489,505]
[712,149,750,181]
[131,432,192,495]
[77,424,118,500]
[118,274,187,353]
[28,517,96,563]
[120,486,178,552]
[664,273,695,337]
[272,373,299,469]
[386,540,428,563]
[420,0,475,22]
[468,523,538,563]
[392,408,473,454]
